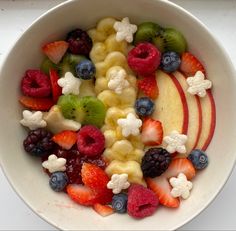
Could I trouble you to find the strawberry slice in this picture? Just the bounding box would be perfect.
[138,74,159,100]
[81,163,110,191]
[19,96,53,111]
[180,52,206,76]
[42,41,69,64]
[146,177,180,208]
[67,184,99,206]
[141,118,163,146]
[93,203,114,217]
[165,158,196,179]
[146,158,196,208]
[52,130,77,150]
[49,69,62,103]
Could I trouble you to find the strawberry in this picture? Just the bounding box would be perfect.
[93,203,114,217]
[146,158,196,208]
[146,177,180,208]
[81,163,110,191]
[165,158,196,179]
[42,41,69,64]
[19,96,54,111]
[180,52,206,76]
[138,74,159,100]
[49,69,62,103]
[141,118,163,146]
[67,184,99,206]
[52,130,77,150]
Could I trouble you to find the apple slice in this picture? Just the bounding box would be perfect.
[172,71,202,155]
[152,70,189,138]
[196,89,216,150]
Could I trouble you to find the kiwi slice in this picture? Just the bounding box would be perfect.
[57,94,85,122]
[78,96,106,128]
[40,58,58,75]
[57,95,106,128]
[58,53,87,77]
[153,28,187,54]
[133,22,163,45]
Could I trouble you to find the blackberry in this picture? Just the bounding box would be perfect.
[141,148,171,178]
[23,128,54,157]
[66,28,92,56]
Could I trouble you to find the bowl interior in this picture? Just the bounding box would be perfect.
[0,0,236,230]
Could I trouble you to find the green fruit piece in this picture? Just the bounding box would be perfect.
[134,22,162,45]
[153,28,187,54]
[57,94,85,122]
[58,53,87,77]
[78,96,106,128]
[40,58,58,75]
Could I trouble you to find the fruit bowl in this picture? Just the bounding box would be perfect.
[0,0,236,230]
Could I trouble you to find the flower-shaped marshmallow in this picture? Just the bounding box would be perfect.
[107,173,130,194]
[114,17,137,43]
[186,71,212,97]
[20,110,47,130]
[42,154,66,173]
[169,173,193,199]
[163,130,187,154]
[57,72,82,95]
[108,68,130,94]
[117,113,142,137]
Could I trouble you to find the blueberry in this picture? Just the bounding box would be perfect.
[188,149,208,170]
[135,97,155,117]
[161,51,181,73]
[112,193,128,213]
[75,60,96,80]
[49,171,68,192]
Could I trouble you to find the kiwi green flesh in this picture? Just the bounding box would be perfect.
[40,58,58,75]
[78,96,106,128]
[134,22,163,45]
[153,28,187,54]
[58,53,87,77]
[57,94,85,122]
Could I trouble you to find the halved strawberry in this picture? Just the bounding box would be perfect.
[49,69,62,103]
[180,52,206,76]
[166,158,196,179]
[146,177,180,208]
[52,130,77,150]
[138,74,159,100]
[146,158,196,208]
[93,203,114,217]
[19,96,54,111]
[81,163,110,191]
[42,41,69,64]
[67,184,99,206]
[141,118,163,146]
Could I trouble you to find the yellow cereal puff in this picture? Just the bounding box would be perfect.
[119,87,137,106]
[103,130,117,148]
[126,74,137,89]
[103,140,144,163]
[105,160,146,186]
[97,90,120,107]
[105,34,128,55]
[129,134,144,150]
[90,43,107,63]
[87,17,117,43]
[95,77,108,94]
[95,52,130,78]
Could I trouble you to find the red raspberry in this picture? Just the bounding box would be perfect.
[21,70,51,97]
[127,184,159,219]
[127,42,161,76]
[77,125,105,156]
[66,28,93,56]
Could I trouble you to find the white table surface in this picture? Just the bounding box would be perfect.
[0,0,236,230]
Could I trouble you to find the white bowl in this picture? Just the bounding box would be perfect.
[0,0,236,230]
